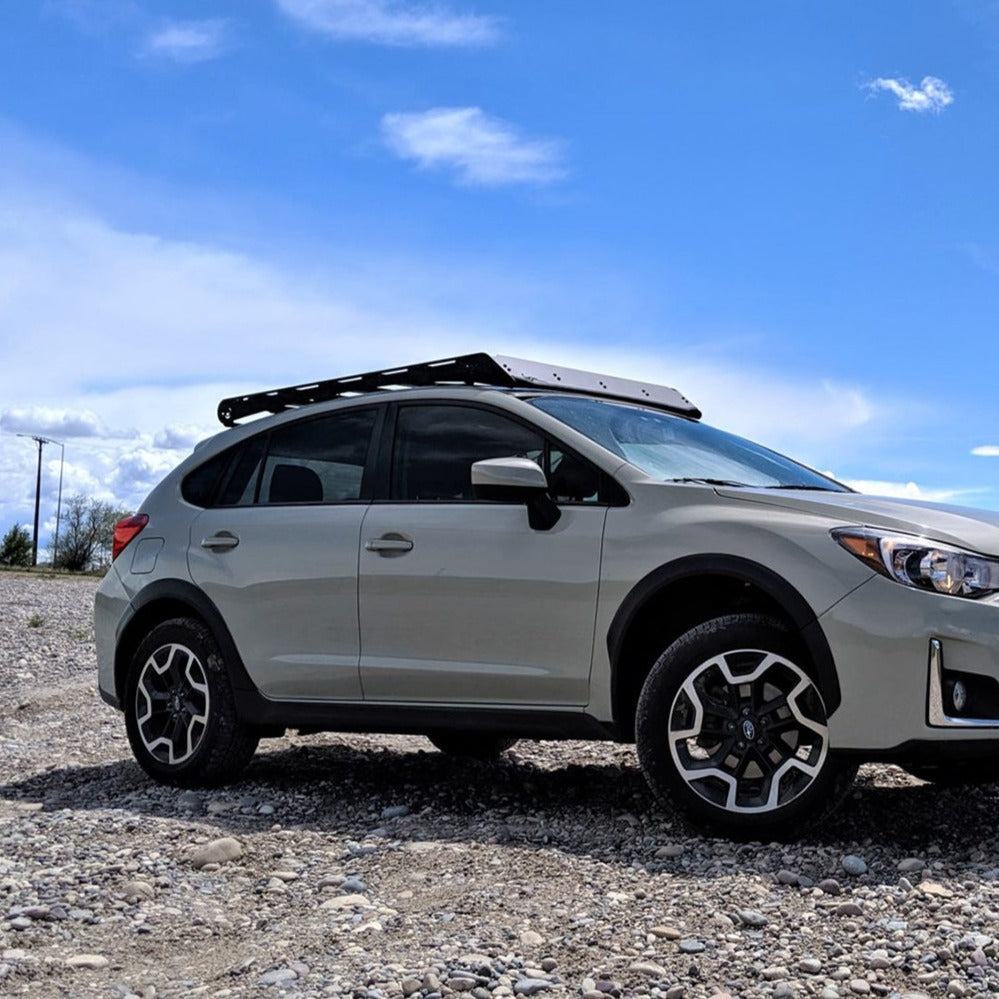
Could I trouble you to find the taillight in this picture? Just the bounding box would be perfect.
[112,513,149,561]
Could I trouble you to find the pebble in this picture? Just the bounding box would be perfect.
[514,978,551,995]
[818,879,842,895]
[842,855,868,876]
[799,958,823,975]
[849,980,870,994]
[66,954,110,969]
[190,837,243,869]
[678,939,705,953]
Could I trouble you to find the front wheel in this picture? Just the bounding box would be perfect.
[124,618,259,788]
[636,614,855,840]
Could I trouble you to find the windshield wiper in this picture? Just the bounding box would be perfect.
[664,477,749,487]
[764,484,837,491]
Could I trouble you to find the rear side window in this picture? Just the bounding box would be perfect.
[259,408,378,504]
[181,448,233,507]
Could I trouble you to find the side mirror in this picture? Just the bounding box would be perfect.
[471,457,562,531]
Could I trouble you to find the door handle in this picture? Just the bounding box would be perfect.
[365,536,414,555]
[201,532,239,551]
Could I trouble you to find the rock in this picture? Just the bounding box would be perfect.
[519,930,544,947]
[848,980,870,994]
[736,908,768,927]
[898,857,925,873]
[655,844,685,858]
[945,982,966,998]
[842,855,868,877]
[818,879,842,895]
[540,959,557,972]
[381,805,410,820]
[917,882,955,899]
[321,893,370,910]
[678,939,705,953]
[401,979,422,996]
[666,987,684,999]
[9,917,31,931]
[777,869,800,885]
[66,954,110,969]
[834,902,864,917]
[514,979,551,995]
[190,837,243,869]
[258,968,298,987]
[762,966,789,980]
[122,880,155,901]
[448,977,478,991]
[799,958,823,975]
[628,961,667,977]
[650,925,682,939]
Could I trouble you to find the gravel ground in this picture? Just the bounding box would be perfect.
[2,571,999,999]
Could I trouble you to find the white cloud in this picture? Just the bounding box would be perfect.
[382,107,566,186]
[0,407,115,438]
[972,445,999,456]
[154,424,210,450]
[867,76,953,113]
[840,479,971,504]
[275,0,499,47]
[142,19,230,63]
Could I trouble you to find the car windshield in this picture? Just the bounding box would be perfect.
[528,396,849,491]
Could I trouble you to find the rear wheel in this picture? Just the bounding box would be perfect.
[428,733,518,759]
[124,618,258,787]
[636,614,855,839]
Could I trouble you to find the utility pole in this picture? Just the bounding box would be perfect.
[16,434,62,567]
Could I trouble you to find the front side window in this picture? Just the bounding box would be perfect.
[530,396,848,491]
[392,405,545,501]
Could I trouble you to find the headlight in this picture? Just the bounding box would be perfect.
[832,527,999,599]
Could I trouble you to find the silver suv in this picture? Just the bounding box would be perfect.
[94,353,999,838]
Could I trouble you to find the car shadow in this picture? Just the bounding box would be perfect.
[1,737,996,884]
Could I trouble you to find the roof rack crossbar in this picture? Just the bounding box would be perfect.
[217,352,700,426]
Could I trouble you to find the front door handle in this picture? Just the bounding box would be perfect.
[201,532,239,551]
[365,535,414,555]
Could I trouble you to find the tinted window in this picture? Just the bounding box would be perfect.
[260,408,377,504]
[392,405,544,501]
[181,448,234,507]
[216,436,267,506]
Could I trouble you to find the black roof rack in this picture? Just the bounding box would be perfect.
[217,352,700,426]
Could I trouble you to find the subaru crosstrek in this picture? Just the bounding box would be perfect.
[94,353,999,838]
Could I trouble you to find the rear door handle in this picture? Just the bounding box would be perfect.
[201,532,239,551]
[365,536,414,555]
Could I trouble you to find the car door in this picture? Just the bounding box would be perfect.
[357,402,608,706]
[188,406,381,700]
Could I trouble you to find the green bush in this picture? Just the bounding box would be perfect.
[0,524,32,567]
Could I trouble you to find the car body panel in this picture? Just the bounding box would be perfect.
[187,503,367,699]
[357,501,606,704]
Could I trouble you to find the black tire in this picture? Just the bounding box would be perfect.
[635,613,856,840]
[427,732,518,759]
[124,617,259,788]
[901,762,999,787]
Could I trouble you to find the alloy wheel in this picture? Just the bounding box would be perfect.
[667,649,828,814]
[135,642,211,766]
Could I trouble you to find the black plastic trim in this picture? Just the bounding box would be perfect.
[607,553,842,717]
[117,579,258,701]
[232,692,616,740]
[837,740,999,765]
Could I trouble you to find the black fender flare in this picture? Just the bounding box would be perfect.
[115,578,258,702]
[606,553,841,717]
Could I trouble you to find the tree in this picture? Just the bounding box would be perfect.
[52,496,132,571]
[0,524,33,567]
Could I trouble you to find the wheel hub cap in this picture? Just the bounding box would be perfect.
[135,643,211,766]
[667,648,829,814]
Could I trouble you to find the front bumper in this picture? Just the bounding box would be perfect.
[821,574,999,753]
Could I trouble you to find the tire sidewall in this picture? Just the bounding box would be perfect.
[636,613,849,839]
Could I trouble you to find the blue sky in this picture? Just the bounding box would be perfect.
[1,0,997,547]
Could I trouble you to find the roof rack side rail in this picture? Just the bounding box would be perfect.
[217,352,700,426]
